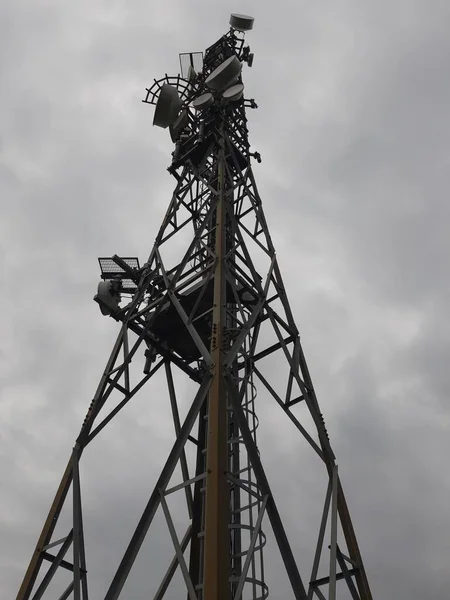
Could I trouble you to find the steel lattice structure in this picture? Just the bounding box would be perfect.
[17,15,373,600]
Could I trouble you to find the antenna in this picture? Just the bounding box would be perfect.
[222,83,244,102]
[169,109,189,142]
[192,92,214,111]
[153,83,182,128]
[229,13,254,32]
[205,55,242,91]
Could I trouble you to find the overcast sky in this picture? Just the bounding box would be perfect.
[1,1,450,598]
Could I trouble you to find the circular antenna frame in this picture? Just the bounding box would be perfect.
[229,13,254,32]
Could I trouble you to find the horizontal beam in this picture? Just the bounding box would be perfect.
[41,553,86,575]
[310,568,358,588]
[251,335,296,363]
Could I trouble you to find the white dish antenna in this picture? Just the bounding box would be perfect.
[192,92,214,111]
[229,14,254,32]
[205,56,242,92]
[222,83,244,102]
[153,84,182,129]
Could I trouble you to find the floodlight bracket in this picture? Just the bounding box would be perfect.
[97,256,141,294]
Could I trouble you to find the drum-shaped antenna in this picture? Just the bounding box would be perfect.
[192,92,214,111]
[205,56,242,92]
[229,14,254,32]
[153,84,182,129]
[222,83,244,102]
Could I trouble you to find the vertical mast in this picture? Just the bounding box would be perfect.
[203,146,230,600]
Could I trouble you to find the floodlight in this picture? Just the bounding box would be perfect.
[95,280,120,316]
[229,14,254,32]
[153,84,182,129]
[205,56,242,92]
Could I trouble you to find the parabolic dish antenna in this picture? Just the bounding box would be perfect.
[153,83,182,129]
[222,83,244,102]
[205,56,242,92]
[229,14,254,32]
[192,92,214,111]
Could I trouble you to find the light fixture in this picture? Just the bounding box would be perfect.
[95,280,121,316]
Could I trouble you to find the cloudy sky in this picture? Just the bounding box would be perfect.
[2,1,450,598]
